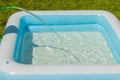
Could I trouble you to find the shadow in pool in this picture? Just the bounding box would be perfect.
[20,32,37,64]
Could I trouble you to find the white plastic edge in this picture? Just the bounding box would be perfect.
[0,10,120,75]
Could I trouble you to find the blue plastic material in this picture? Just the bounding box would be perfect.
[4,25,18,35]
[1,72,120,80]
[2,15,120,80]
[14,15,120,63]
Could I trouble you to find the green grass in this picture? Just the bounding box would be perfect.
[0,0,120,40]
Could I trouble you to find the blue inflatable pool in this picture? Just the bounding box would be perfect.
[0,10,120,80]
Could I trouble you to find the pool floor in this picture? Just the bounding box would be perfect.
[21,31,116,64]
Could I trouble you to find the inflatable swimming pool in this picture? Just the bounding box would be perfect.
[0,10,120,80]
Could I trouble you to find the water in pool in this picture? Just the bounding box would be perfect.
[21,31,116,64]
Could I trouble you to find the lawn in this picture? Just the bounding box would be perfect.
[0,0,120,40]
